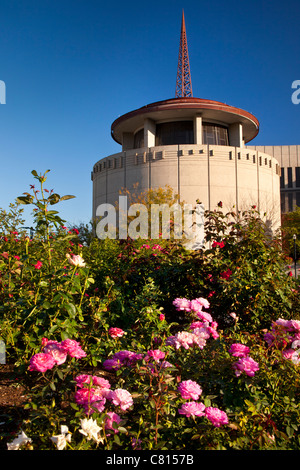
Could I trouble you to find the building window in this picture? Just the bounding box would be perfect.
[134,129,144,149]
[288,167,293,188]
[288,193,293,212]
[202,123,229,146]
[155,121,194,146]
[296,191,300,208]
[280,168,285,188]
[296,167,300,187]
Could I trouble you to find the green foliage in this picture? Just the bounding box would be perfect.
[1,171,300,450]
[281,206,300,258]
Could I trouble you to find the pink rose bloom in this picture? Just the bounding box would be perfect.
[75,388,96,405]
[75,385,107,415]
[166,331,206,350]
[173,298,191,312]
[205,326,219,339]
[190,321,205,330]
[108,327,125,339]
[290,320,300,331]
[178,380,202,400]
[34,261,43,269]
[282,348,295,360]
[105,412,122,434]
[108,389,133,411]
[191,297,210,311]
[76,374,111,391]
[92,376,111,389]
[152,244,162,250]
[145,349,165,362]
[43,340,68,365]
[29,352,56,372]
[229,343,250,358]
[205,407,229,427]
[195,310,213,323]
[232,356,259,377]
[103,358,122,371]
[113,350,143,367]
[174,331,196,349]
[275,318,292,329]
[84,399,106,415]
[264,332,275,346]
[178,401,206,418]
[68,254,86,267]
[60,339,86,358]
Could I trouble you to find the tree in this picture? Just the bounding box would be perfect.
[281,206,300,259]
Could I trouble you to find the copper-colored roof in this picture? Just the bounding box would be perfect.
[111,97,259,145]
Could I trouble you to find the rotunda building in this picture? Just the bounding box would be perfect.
[91,14,281,231]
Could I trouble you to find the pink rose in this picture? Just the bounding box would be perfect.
[28,352,56,372]
[108,389,133,411]
[108,327,125,339]
[60,339,86,358]
[178,380,202,400]
[145,349,165,362]
[205,407,229,427]
[43,340,68,365]
[229,343,250,358]
[173,298,191,312]
[232,356,259,377]
[178,401,206,418]
[68,254,86,267]
[105,412,122,434]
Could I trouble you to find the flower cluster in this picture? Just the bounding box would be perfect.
[229,342,259,377]
[264,318,300,364]
[177,379,228,427]
[75,374,111,414]
[103,350,143,371]
[28,338,86,372]
[167,297,218,350]
[75,373,133,416]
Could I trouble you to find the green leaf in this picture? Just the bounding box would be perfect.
[16,196,33,205]
[60,195,76,201]
[48,193,60,205]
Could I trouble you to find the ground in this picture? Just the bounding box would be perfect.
[0,364,28,449]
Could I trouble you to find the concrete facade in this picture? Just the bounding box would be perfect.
[92,98,282,231]
[247,145,300,214]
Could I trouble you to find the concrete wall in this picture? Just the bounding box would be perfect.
[247,145,300,213]
[92,144,281,230]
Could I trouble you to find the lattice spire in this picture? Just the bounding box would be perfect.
[175,10,193,98]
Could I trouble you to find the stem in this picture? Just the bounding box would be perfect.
[40,179,52,266]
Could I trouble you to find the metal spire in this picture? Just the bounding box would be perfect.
[175,10,193,98]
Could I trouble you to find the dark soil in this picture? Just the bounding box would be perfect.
[0,364,29,449]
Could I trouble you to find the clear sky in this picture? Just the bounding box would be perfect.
[0,0,300,228]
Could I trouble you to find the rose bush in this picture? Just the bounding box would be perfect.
[1,170,300,450]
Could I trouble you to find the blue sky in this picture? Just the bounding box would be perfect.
[0,0,299,227]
